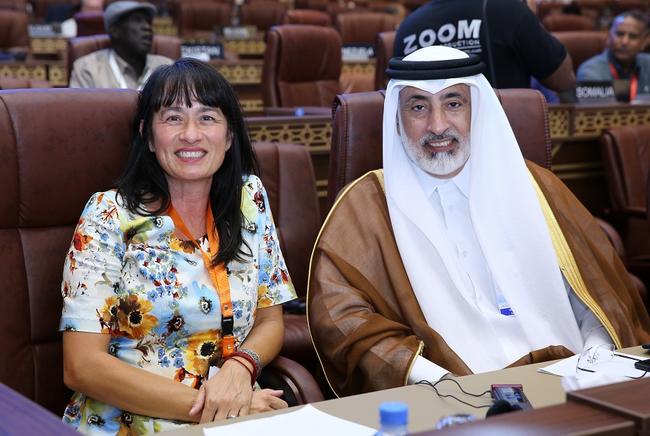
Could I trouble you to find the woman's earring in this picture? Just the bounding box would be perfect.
[148,143,155,152]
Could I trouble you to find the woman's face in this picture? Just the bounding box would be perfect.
[150,100,231,187]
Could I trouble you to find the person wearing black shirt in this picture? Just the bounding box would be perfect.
[394,0,576,92]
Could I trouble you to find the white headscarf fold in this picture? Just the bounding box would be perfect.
[384,46,583,373]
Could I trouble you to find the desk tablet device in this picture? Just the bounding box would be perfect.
[491,384,532,410]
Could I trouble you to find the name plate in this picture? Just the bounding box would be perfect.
[181,43,224,61]
[575,81,616,103]
[223,26,257,40]
[341,44,375,62]
[28,24,61,38]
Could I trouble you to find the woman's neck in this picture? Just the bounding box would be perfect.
[168,180,212,239]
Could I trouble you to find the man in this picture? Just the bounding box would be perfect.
[394,0,575,92]
[69,1,172,89]
[307,45,650,397]
[577,11,650,100]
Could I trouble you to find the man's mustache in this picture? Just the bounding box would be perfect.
[419,132,458,146]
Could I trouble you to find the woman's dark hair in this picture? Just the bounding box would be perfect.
[116,58,259,264]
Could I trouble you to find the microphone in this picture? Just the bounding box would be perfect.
[485,400,522,417]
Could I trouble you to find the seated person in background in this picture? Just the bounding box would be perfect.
[577,11,650,100]
[61,59,295,434]
[69,1,172,90]
[308,45,650,397]
[394,0,576,93]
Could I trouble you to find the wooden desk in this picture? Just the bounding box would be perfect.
[568,377,650,435]
[162,347,647,435]
[0,383,77,436]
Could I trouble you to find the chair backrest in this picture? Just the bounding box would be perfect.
[600,125,650,258]
[553,31,608,73]
[73,11,104,37]
[0,10,28,49]
[176,1,232,39]
[327,88,551,207]
[240,1,288,32]
[253,142,320,298]
[262,25,342,108]
[67,34,182,77]
[335,11,399,45]
[543,13,595,31]
[282,9,331,26]
[374,30,395,90]
[0,88,137,415]
[31,0,77,21]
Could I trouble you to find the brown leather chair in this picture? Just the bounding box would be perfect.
[262,24,342,108]
[31,0,79,21]
[67,34,181,80]
[253,141,322,380]
[176,1,232,40]
[543,13,595,31]
[552,31,608,73]
[73,11,104,36]
[601,125,650,291]
[0,88,323,415]
[0,10,28,50]
[327,89,552,207]
[335,11,399,45]
[0,0,28,12]
[282,9,331,26]
[374,30,395,90]
[240,0,288,32]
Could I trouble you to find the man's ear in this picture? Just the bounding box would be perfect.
[107,23,121,41]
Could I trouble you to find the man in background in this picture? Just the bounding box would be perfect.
[394,0,575,93]
[69,1,172,89]
[577,11,650,100]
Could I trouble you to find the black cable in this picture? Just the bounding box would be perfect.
[629,371,649,380]
[415,379,493,409]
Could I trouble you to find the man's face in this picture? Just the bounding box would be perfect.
[397,84,471,179]
[608,16,648,65]
[111,10,153,56]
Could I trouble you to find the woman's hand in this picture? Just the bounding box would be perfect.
[250,389,288,414]
[189,358,254,423]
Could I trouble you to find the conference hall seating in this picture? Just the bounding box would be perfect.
[0,9,29,50]
[0,87,323,416]
[262,24,343,108]
[552,31,608,73]
[66,33,182,81]
[543,13,596,31]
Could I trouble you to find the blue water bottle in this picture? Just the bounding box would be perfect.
[376,402,408,436]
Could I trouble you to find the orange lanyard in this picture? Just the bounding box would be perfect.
[609,63,638,101]
[167,203,235,358]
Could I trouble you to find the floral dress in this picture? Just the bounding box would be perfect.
[59,175,296,435]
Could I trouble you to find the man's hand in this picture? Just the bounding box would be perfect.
[189,359,254,423]
[250,389,288,414]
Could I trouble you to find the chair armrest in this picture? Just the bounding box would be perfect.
[621,206,647,219]
[596,217,626,262]
[260,356,325,406]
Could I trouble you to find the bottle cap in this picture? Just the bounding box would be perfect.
[379,402,408,426]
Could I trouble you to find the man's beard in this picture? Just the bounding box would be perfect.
[401,130,470,177]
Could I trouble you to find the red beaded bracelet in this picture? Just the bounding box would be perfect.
[226,356,255,386]
[230,351,259,384]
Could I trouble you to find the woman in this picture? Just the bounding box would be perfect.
[59,58,296,434]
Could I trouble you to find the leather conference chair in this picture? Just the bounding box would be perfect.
[0,9,28,50]
[335,11,399,46]
[0,88,323,415]
[281,9,331,26]
[601,125,650,296]
[240,1,288,33]
[32,0,79,21]
[552,31,608,73]
[67,34,181,82]
[176,1,232,40]
[73,11,104,36]
[262,24,342,108]
[0,0,27,12]
[374,30,395,90]
[543,13,595,31]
